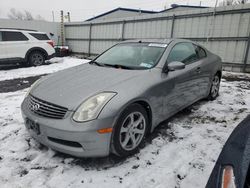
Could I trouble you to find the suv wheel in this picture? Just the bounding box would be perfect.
[111,104,148,157]
[28,51,45,66]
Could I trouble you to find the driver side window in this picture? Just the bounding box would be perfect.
[167,42,199,65]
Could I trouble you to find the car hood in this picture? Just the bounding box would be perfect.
[31,63,145,110]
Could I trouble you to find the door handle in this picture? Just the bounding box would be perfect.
[196,67,201,73]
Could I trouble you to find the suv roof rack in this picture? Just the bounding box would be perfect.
[0,28,38,32]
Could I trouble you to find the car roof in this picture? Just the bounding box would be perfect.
[0,28,46,34]
[118,38,196,45]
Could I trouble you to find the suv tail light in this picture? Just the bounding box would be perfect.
[47,40,54,47]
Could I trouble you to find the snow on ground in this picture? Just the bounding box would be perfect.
[0,57,89,81]
[0,59,250,188]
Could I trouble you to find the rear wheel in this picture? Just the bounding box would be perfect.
[207,73,220,100]
[111,104,148,157]
[28,51,45,66]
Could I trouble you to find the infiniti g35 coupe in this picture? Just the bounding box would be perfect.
[21,39,222,157]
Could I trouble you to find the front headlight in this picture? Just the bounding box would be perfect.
[72,92,116,122]
[25,79,41,98]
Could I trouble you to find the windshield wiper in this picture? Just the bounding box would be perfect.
[89,61,103,66]
[102,64,133,70]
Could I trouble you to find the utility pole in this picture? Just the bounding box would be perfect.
[60,10,64,46]
[52,11,55,22]
[67,12,71,22]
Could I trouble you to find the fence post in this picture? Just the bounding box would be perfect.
[88,23,92,56]
[243,31,250,73]
[170,14,175,38]
[121,20,126,41]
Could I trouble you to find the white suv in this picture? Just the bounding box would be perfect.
[0,28,55,66]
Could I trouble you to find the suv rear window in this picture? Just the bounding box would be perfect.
[2,31,28,41]
[29,33,50,40]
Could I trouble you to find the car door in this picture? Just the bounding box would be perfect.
[0,31,8,61]
[2,31,29,60]
[162,42,203,116]
[193,44,211,97]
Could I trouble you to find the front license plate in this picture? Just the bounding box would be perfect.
[26,118,40,135]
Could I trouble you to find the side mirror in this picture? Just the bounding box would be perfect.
[167,61,185,71]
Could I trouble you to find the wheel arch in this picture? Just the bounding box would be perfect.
[113,98,153,134]
[216,70,222,80]
[25,47,49,62]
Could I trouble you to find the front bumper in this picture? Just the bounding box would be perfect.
[21,97,115,157]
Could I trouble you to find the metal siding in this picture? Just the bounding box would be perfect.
[64,4,250,70]
[90,40,117,54]
[65,25,89,39]
[67,40,89,53]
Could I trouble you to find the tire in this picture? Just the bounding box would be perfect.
[111,104,149,157]
[28,51,45,66]
[207,73,221,100]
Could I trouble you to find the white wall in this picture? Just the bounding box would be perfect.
[0,19,61,45]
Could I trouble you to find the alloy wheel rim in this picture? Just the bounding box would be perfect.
[32,53,43,66]
[211,75,220,98]
[119,112,146,151]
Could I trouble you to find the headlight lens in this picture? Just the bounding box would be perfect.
[25,79,40,98]
[73,92,116,122]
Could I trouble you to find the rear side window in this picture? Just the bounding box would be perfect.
[29,33,50,40]
[167,42,199,65]
[0,32,2,41]
[194,44,207,59]
[2,31,28,41]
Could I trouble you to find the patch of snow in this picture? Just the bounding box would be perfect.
[0,64,250,187]
[0,57,89,81]
[0,61,250,188]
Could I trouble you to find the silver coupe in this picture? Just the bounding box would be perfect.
[21,39,222,157]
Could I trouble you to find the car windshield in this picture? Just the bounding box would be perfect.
[93,42,167,69]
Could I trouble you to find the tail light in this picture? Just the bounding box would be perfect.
[221,166,236,188]
[47,40,54,47]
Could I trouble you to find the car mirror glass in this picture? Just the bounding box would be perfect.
[167,61,185,71]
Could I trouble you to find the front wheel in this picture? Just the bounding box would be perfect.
[28,51,45,66]
[207,73,221,100]
[111,104,148,157]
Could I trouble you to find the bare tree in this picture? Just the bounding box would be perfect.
[234,0,248,4]
[7,8,46,21]
[36,15,45,21]
[8,8,25,20]
[219,0,248,6]
[24,10,33,20]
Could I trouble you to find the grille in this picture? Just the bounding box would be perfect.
[28,95,68,119]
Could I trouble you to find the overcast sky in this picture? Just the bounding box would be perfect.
[0,0,221,22]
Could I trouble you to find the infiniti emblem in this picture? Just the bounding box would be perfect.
[31,103,40,111]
